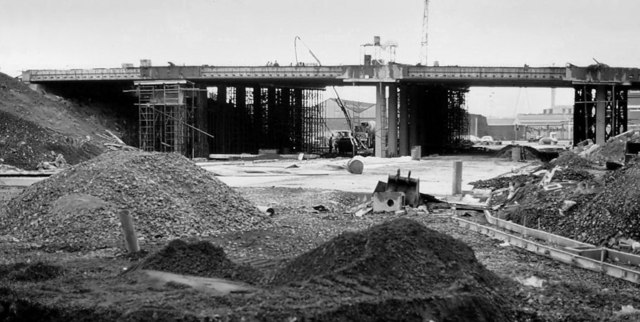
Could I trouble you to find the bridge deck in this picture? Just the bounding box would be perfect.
[22,64,640,88]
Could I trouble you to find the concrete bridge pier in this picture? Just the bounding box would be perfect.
[375,83,387,158]
[387,84,398,157]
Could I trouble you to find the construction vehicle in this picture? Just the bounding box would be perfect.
[295,36,369,156]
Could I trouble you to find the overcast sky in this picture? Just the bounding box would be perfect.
[2,0,639,117]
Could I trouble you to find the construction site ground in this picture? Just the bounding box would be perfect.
[2,155,640,321]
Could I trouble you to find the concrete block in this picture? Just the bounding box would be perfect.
[372,192,405,213]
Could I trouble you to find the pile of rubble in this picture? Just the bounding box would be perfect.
[564,158,640,244]
[135,239,262,284]
[476,145,640,246]
[1,151,268,250]
[575,131,640,164]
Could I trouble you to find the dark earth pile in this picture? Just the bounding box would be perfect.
[271,218,509,320]
[0,72,111,170]
[1,150,267,250]
[136,239,262,284]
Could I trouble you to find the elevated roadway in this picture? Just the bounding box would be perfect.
[22,64,640,88]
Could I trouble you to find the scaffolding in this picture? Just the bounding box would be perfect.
[128,80,205,156]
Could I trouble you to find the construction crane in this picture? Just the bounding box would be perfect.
[421,0,429,66]
[294,36,368,154]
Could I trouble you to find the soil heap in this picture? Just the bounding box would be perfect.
[273,218,498,292]
[271,218,508,321]
[0,72,116,170]
[1,150,267,250]
[136,239,262,284]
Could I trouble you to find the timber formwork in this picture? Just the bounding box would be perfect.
[209,87,326,154]
[131,81,206,157]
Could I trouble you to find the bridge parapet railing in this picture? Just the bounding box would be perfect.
[199,66,344,78]
[25,68,141,81]
[404,66,566,80]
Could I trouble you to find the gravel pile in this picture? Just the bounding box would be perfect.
[1,151,267,250]
[550,151,595,168]
[272,218,500,294]
[564,159,640,244]
[135,239,262,284]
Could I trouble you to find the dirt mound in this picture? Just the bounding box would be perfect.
[272,218,499,293]
[136,239,262,284]
[270,218,510,320]
[1,150,267,250]
[0,262,64,282]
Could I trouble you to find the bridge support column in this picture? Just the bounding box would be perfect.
[375,83,387,158]
[387,84,398,157]
[399,85,409,156]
